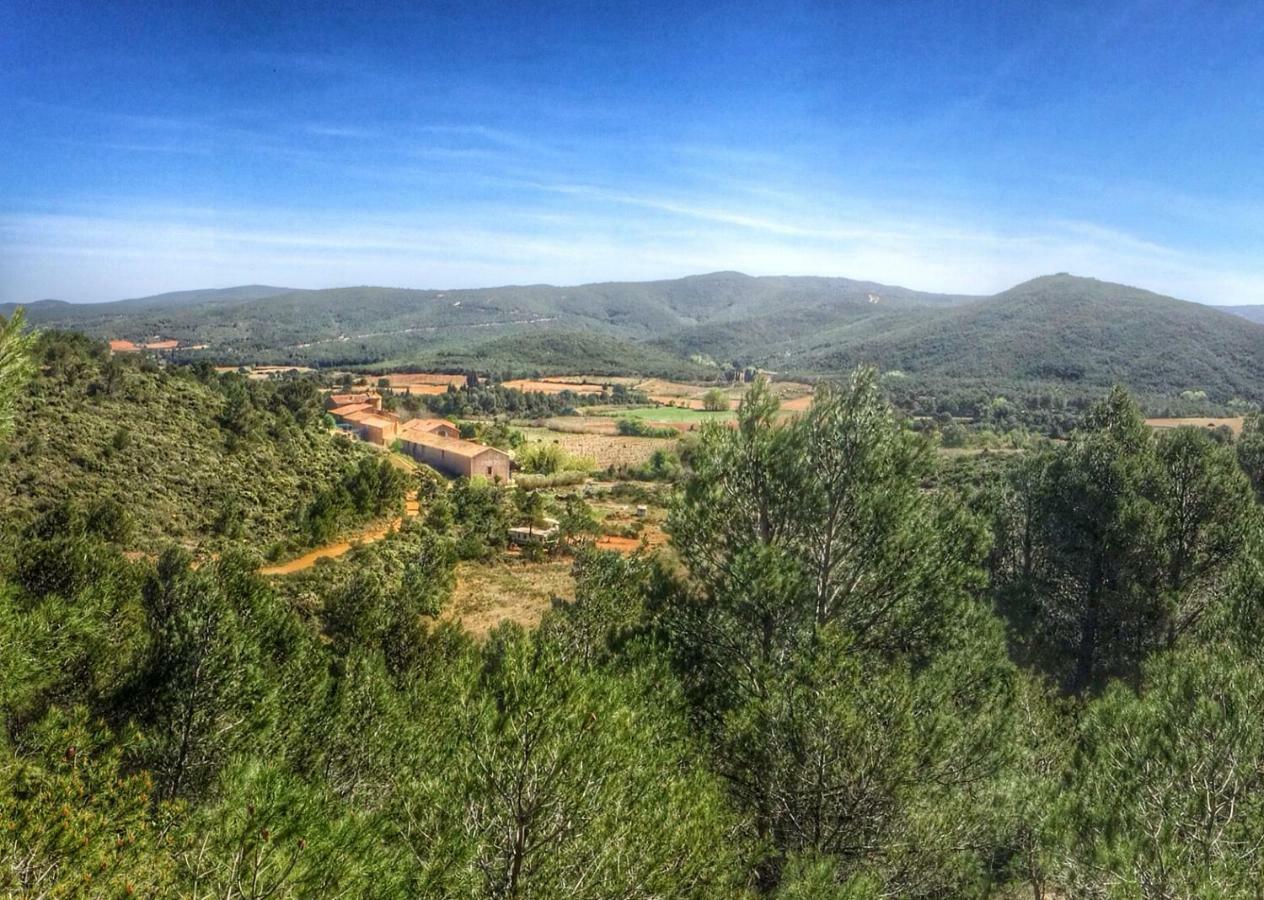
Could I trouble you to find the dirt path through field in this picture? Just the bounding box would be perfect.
[260,497,420,575]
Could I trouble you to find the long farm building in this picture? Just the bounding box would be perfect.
[400,429,512,481]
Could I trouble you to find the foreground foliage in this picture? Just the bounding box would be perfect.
[3,330,1264,896]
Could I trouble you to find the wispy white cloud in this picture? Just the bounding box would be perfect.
[5,189,1264,306]
[304,124,379,139]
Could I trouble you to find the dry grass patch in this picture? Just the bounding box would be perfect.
[446,558,575,637]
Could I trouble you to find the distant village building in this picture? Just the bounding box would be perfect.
[399,429,511,481]
[343,411,399,446]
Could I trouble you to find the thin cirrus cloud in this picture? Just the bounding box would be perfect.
[3,183,1262,306]
[3,101,1262,304]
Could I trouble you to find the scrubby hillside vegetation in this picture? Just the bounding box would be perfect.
[6,297,1264,896]
[0,331,404,557]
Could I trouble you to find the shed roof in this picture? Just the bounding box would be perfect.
[401,430,509,460]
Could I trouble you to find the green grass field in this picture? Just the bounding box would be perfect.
[605,406,735,423]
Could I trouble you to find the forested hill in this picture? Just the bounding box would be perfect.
[778,274,1264,401]
[2,285,293,322]
[5,272,974,366]
[0,332,404,556]
[12,271,1264,401]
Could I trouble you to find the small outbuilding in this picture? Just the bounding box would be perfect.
[340,410,399,446]
[400,430,511,481]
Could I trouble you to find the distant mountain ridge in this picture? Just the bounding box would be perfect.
[7,271,1264,401]
[1216,305,1264,325]
[1,285,293,320]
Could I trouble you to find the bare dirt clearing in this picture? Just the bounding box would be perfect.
[447,559,575,637]
[640,377,814,411]
[595,526,668,554]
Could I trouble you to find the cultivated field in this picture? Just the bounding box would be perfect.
[503,378,608,395]
[604,406,734,430]
[360,372,467,394]
[539,374,642,386]
[518,426,677,468]
[1145,416,1245,435]
[534,416,622,435]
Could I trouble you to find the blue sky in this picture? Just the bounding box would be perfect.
[2,0,1263,303]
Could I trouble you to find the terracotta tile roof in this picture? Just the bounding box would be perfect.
[329,402,375,418]
[402,417,458,433]
[328,392,378,407]
[401,430,509,460]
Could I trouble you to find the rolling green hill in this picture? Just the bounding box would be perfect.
[11,271,1264,403]
[777,275,1264,402]
[8,272,971,367]
[2,285,293,323]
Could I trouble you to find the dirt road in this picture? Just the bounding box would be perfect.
[260,497,420,575]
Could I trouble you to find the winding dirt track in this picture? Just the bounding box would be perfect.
[260,498,419,575]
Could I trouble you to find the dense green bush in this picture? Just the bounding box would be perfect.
[616,417,678,438]
[0,333,393,554]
